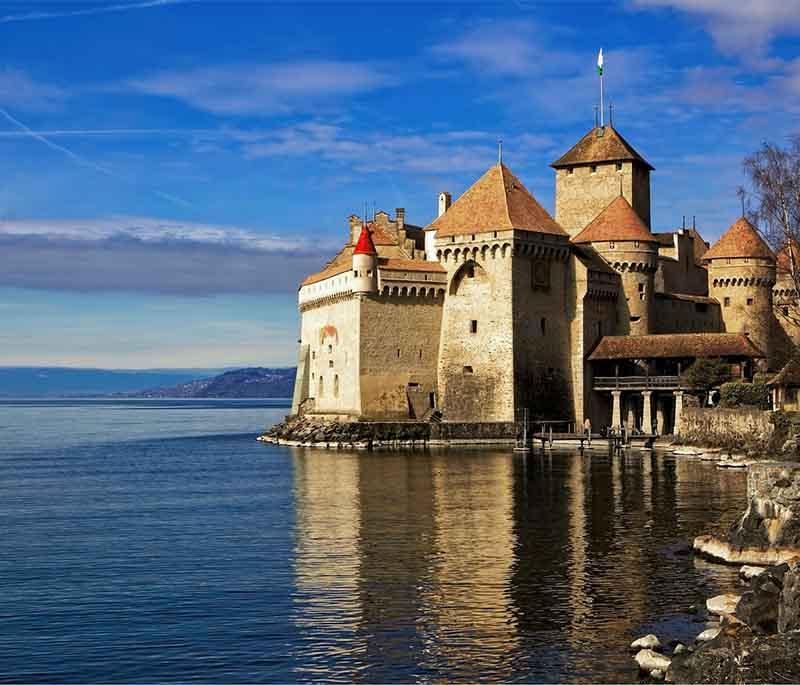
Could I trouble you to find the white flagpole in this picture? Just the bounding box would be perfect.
[598,48,604,127]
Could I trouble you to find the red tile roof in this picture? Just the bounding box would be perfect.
[588,333,765,360]
[378,258,445,273]
[426,163,567,238]
[551,125,654,170]
[572,195,655,244]
[703,217,775,261]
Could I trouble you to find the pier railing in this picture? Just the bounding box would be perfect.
[593,375,681,390]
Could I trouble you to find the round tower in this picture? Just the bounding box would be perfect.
[572,195,658,335]
[704,217,776,368]
[352,220,378,294]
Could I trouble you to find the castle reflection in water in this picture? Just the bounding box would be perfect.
[290,450,745,682]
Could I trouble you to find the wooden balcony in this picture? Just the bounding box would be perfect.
[593,375,682,391]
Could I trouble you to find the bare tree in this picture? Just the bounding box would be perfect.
[740,136,800,331]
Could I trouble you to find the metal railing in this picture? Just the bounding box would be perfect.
[593,375,681,390]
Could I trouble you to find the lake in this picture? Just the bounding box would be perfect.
[0,399,746,682]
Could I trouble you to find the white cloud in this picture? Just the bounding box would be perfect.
[431,19,580,77]
[240,121,554,174]
[0,68,66,111]
[0,217,336,295]
[128,60,391,115]
[632,0,800,62]
[0,0,188,24]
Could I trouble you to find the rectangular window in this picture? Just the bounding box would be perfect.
[609,241,616,249]
[312,351,316,360]
[329,360,334,368]
[616,162,622,171]
[532,260,550,290]
[590,165,598,174]
[567,168,574,175]
[463,365,474,375]
[724,297,730,307]
[470,320,478,334]
[784,306,790,317]
[747,297,754,306]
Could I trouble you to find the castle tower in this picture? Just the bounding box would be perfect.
[352,220,378,294]
[572,195,658,336]
[704,217,776,367]
[427,162,571,423]
[551,125,654,238]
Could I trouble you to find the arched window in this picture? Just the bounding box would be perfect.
[333,375,339,398]
[318,375,324,397]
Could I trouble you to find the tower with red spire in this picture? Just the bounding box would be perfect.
[352,219,378,295]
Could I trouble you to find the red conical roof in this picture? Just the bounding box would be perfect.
[353,221,377,255]
[572,195,654,244]
[703,217,774,261]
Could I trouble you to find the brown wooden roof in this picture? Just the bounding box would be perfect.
[572,195,655,244]
[703,217,775,261]
[427,163,567,238]
[588,333,765,360]
[769,357,800,386]
[551,125,654,170]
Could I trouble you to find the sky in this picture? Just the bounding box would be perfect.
[1,0,800,368]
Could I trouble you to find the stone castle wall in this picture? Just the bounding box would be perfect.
[680,406,774,449]
[591,240,657,336]
[359,292,443,419]
[300,295,362,416]
[555,161,650,237]
[708,258,776,367]
[653,294,722,334]
[512,243,573,421]
[436,236,516,422]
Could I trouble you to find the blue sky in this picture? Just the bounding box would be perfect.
[1,0,799,368]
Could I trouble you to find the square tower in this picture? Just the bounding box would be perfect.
[551,125,653,238]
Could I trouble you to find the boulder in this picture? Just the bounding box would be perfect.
[630,634,661,652]
[739,565,766,581]
[706,594,740,617]
[696,627,721,642]
[735,564,786,633]
[635,649,671,673]
[650,668,665,681]
[778,557,800,633]
[673,643,686,655]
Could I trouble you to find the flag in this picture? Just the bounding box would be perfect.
[597,48,604,76]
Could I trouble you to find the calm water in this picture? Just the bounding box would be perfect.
[0,399,747,683]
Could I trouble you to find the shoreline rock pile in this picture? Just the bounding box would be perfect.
[668,558,800,683]
[258,415,430,449]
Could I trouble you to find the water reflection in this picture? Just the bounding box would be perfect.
[292,449,746,683]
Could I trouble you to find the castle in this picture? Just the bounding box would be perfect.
[289,124,800,434]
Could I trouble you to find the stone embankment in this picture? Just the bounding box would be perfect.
[678,407,774,455]
[258,414,518,449]
[259,415,430,449]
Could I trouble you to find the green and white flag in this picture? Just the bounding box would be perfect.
[597,48,604,76]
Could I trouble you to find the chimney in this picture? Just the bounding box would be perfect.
[438,192,452,218]
[395,207,405,231]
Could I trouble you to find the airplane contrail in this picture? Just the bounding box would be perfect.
[0,0,189,24]
[0,106,194,208]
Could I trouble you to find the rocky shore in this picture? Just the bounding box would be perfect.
[259,415,431,449]
[628,461,800,683]
[259,414,519,449]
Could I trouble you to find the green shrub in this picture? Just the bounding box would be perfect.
[719,380,770,409]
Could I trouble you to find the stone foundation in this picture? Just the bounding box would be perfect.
[260,415,518,449]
